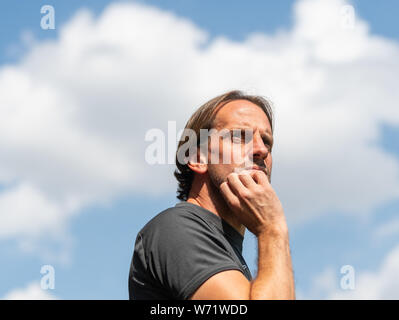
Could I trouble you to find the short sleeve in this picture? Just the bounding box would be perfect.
[140,210,244,300]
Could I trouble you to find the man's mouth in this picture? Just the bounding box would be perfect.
[248,165,266,172]
[235,165,269,177]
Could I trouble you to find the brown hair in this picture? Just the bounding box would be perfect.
[174,90,274,201]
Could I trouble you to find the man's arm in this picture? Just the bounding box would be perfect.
[250,228,295,299]
[189,171,295,300]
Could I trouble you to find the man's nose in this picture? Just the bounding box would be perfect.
[251,132,269,160]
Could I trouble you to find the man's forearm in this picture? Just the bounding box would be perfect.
[249,228,295,300]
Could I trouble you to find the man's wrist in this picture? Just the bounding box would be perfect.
[256,223,289,241]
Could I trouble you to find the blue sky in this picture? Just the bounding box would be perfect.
[0,0,399,299]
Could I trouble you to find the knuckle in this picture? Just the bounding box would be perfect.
[239,190,251,199]
[254,187,264,196]
[254,170,263,177]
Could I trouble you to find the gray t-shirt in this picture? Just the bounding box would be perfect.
[128,201,252,300]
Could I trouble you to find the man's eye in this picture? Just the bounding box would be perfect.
[262,137,272,147]
[265,142,273,152]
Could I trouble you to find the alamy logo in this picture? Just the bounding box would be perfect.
[40,265,55,290]
[40,5,55,30]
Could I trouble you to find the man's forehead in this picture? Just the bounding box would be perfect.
[212,100,272,134]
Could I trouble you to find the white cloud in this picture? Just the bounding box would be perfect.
[303,267,339,299]
[304,245,399,299]
[0,0,399,247]
[2,282,57,300]
[0,183,65,238]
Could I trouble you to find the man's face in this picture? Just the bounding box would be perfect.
[206,99,273,189]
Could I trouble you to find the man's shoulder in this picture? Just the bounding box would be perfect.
[139,202,212,237]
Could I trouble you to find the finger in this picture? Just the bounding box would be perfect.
[250,169,269,186]
[220,181,240,208]
[226,172,248,197]
[237,172,257,189]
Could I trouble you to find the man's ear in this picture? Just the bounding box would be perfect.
[187,149,207,174]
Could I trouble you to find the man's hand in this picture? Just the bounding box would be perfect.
[190,169,295,300]
[219,170,287,237]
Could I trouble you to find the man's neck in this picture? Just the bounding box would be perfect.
[186,178,246,237]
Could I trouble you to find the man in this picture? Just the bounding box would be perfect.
[129,90,295,299]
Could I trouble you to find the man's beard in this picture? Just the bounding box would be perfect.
[208,163,272,195]
[207,166,226,194]
[233,161,272,183]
